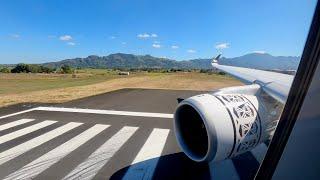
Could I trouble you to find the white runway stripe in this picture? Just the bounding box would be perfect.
[0,119,35,131]
[63,126,139,180]
[0,120,57,145]
[36,106,173,119]
[0,122,83,165]
[250,143,268,163]
[4,124,109,180]
[209,159,240,180]
[0,108,38,120]
[122,128,170,180]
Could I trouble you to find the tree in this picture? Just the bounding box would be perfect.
[10,64,55,73]
[40,66,54,73]
[11,64,31,73]
[60,64,72,74]
[29,64,41,73]
[200,69,208,73]
[0,67,10,73]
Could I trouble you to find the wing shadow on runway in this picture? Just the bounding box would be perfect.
[110,152,211,180]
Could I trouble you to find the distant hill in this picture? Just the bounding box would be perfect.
[43,53,183,69]
[219,53,300,70]
[40,53,300,70]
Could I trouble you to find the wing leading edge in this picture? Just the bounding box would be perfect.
[211,57,294,104]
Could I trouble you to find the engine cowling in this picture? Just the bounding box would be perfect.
[174,93,279,162]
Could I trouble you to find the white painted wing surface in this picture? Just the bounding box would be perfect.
[212,62,294,104]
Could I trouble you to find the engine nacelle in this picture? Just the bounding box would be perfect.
[174,93,279,162]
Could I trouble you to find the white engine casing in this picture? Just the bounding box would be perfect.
[174,93,278,162]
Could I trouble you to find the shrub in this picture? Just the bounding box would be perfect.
[0,67,10,73]
[11,64,55,73]
[11,64,31,73]
[40,66,55,73]
[60,64,73,74]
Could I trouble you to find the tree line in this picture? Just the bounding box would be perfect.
[0,64,73,74]
[0,64,226,75]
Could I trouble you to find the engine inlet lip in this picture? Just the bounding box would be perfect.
[174,100,218,162]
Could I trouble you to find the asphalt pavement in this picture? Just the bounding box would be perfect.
[0,89,263,180]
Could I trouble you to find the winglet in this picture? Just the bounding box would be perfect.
[212,54,221,64]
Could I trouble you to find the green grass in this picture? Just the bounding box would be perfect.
[0,69,122,95]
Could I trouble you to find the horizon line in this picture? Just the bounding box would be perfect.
[0,52,301,65]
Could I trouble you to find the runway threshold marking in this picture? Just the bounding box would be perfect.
[0,119,35,131]
[0,122,83,165]
[122,128,170,180]
[0,108,38,120]
[0,120,57,145]
[4,124,110,180]
[63,126,139,180]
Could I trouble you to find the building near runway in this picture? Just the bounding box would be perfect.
[118,72,130,75]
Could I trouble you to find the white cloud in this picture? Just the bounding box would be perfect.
[67,42,76,46]
[152,44,161,48]
[187,49,196,53]
[122,42,127,45]
[109,36,116,39]
[171,45,179,49]
[153,41,160,44]
[253,50,266,54]
[137,33,150,39]
[59,35,72,41]
[215,43,229,50]
[10,34,20,39]
[137,33,158,39]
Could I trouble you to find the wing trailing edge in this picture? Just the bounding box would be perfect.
[211,55,294,104]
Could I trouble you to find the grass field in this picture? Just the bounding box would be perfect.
[0,69,121,95]
[0,70,242,107]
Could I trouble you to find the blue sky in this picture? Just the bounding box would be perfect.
[0,0,317,64]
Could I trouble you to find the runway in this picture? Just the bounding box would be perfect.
[0,89,266,179]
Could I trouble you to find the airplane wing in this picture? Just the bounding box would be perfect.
[211,57,294,104]
[174,54,295,163]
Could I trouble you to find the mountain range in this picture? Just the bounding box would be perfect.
[40,53,300,70]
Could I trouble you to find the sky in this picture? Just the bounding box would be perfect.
[0,0,317,64]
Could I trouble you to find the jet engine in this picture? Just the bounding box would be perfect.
[174,85,281,162]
